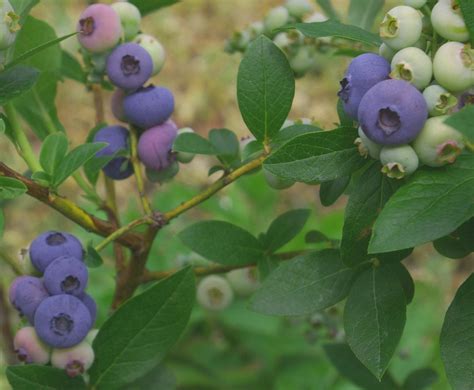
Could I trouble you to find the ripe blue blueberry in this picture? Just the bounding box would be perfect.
[264,6,290,33]
[106,43,153,91]
[79,293,97,325]
[423,85,458,117]
[34,295,92,349]
[9,276,49,324]
[431,0,469,42]
[380,6,423,50]
[380,145,419,179]
[355,127,382,160]
[110,1,141,41]
[43,256,88,297]
[123,85,175,129]
[133,34,166,76]
[0,0,19,50]
[110,89,127,122]
[358,79,428,145]
[457,88,474,111]
[433,42,474,93]
[29,231,84,273]
[13,327,50,364]
[77,4,121,53]
[390,47,433,90]
[51,341,94,377]
[93,125,133,180]
[338,53,391,119]
[197,275,234,311]
[412,115,465,167]
[138,121,178,171]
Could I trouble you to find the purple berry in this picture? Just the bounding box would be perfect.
[93,125,133,180]
[43,256,88,297]
[138,121,178,170]
[106,43,153,91]
[111,89,127,122]
[358,79,428,145]
[77,4,121,53]
[79,293,97,325]
[34,295,92,349]
[51,341,95,377]
[29,231,84,273]
[123,85,175,129]
[338,53,391,119]
[14,327,50,364]
[9,276,49,324]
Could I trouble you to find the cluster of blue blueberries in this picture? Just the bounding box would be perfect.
[340,1,472,179]
[9,232,96,377]
[77,2,194,184]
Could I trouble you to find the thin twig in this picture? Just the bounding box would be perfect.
[0,282,16,364]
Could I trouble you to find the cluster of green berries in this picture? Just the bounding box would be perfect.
[9,232,97,377]
[77,2,195,184]
[341,0,472,179]
[225,0,329,78]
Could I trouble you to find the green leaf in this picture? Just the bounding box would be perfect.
[390,263,414,305]
[250,249,358,316]
[60,50,86,84]
[316,0,340,20]
[337,99,353,127]
[264,209,310,253]
[13,16,65,140]
[52,142,107,187]
[264,127,365,183]
[129,0,179,15]
[0,177,27,199]
[0,117,5,134]
[209,128,240,165]
[285,20,382,46]
[433,218,474,259]
[319,175,350,207]
[344,265,406,380]
[324,343,399,390]
[172,132,216,155]
[127,364,176,390]
[237,35,295,141]
[440,273,474,390]
[445,105,474,143]
[459,0,474,46]
[179,221,264,266]
[369,155,474,253]
[39,132,68,176]
[85,242,103,268]
[6,365,86,390]
[11,0,39,24]
[348,0,385,31]
[31,171,51,186]
[403,368,438,390]
[272,124,322,145]
[7,31,77,69]
[341,163,401,267]
[305,230,331,244]
[89,267,195,389]
[0,65,39,105]
[0,209,4,238]
[257,255,279,280]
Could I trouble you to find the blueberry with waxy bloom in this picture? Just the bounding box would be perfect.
[29,231,84,273]
[110,88,127,122]
[93,125,133,180]
[358,79,428,145]
[106,43,153,91]
[338,53,391,119]
[9,276,49,324]
[51,341,94,377]
[123,85,175,129]
[138,121,178,171]
[13,327,50,364]
[77,4,121,53]
[79,293,97,325]
[34,295,92,349]
[43,256,88,297]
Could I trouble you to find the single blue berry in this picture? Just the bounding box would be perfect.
[34,295,92,349]
[106,43,153,91]
[29,231,84,273]
[338,53,391,119]
[79,293,97,325]
[43,256,88,297]
[123,85,175,129]
[9,276,49,324]
[358,79,428,145]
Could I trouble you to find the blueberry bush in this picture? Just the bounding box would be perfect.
[1,0,474,388]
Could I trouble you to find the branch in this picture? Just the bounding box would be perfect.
[0,283,16,364]
[0,250,23,276]
[0,162,144,251]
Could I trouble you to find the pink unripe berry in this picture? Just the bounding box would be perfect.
[51,341,94,378]
[14,327,50,364]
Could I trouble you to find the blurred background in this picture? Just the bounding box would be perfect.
[0,0,469,388]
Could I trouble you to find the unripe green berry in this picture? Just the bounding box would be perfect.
[175,127,195,164]
[404,0,427,9]
[111,1,141,41]
[249,21,264,38]
[412,115,465,167]
[285,0,313,19]
[273,32,291,50]
[133,34,166,76]
[289,46,316,77]
[264,169,295,190]
[390,47,432,90]
[380,6,423,50]
[264,6,290,33]
[423,85,458,117]
[431,0,469,42]
[380,144,419,179]
[355,127,382,160]
[197,275,233,311]
[51,341,94,378]
[226,268,260,296]
[0,0,19,50]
